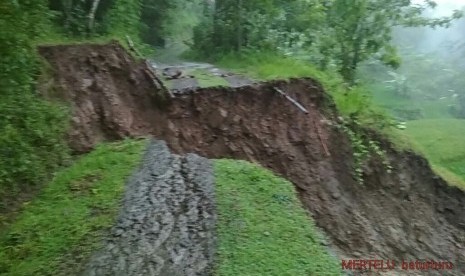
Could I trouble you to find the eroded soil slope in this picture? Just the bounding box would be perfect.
[39,41,170,153]
[40,43,465,275]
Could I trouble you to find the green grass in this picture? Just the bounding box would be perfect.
[214,159,341,276]
[216,52,331,81]
[402,119,465,189]
[404,119,465,162]
[366,83,457,120]
[0,139,147,276]
[37,31,155,58]
[161,68,229,90]
[363,81,465,189]
[190,69,229,88]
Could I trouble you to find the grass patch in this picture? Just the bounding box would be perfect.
[160,68,229,90]
[216,52,331,81]
[190,69,229,88]
[403,119,465,189]
[214,159,341,275]
[37,31,155,59]
[404,119,465,162]
[366,82,456,120]
[0,139,147,276]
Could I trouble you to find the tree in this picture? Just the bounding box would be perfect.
[321,0,462,84]
[193,0,324,56]
[88,0,102,32]
[139,0,175,46]
[457,94,465,118]
[153,0,204,48]
[48,0,115,36]
[103,0,142,39]
[0,0,68,199]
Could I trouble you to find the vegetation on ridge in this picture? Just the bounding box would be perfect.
[215,159,341,275]
[0,139,146,275]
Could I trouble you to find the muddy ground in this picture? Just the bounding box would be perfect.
[39,42,465,275]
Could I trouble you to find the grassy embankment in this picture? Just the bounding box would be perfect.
[214,159,341,275]
[0,139,147,276]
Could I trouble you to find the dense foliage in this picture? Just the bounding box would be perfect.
[361,53,465,119]
[192,0,462,84]
[193,0,325,57]
[0,0,69,203]
[359,18,465,121]
[47,0,196,47]
[0,139,146,275]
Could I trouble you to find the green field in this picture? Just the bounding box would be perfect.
[364,81,465,189]
[402,119,465,189]
[367,83,457,120]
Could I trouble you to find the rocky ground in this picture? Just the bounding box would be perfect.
[153,62,255,90]
[83,140,216,276]
[40,42,465,275]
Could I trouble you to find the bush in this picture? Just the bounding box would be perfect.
[0,1,69,205]
[0,94,69,198]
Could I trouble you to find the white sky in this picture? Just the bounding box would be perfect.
[412,0,465,16]
[399,0,465,54]
[412,0,465,6]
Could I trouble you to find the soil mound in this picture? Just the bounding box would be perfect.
[38,41,170,153]
[40,43,465,275]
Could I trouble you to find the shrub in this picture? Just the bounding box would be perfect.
[0,1,69,205]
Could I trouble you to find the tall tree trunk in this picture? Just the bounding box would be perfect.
[62,0,73,30]
[236,0,243,51]
[212,0,223,49]
[340,58,355,85]
[88,0,101,33]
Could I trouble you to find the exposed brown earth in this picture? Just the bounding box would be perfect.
[39,42,465,275]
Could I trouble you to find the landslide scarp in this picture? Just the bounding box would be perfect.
[40,42,465,275]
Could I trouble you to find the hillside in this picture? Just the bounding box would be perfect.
[18,42,463,275]
[3,1,465,275]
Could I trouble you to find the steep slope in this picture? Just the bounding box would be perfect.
[40,42,465,275]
